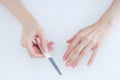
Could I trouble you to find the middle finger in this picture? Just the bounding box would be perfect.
[66,40,88,67]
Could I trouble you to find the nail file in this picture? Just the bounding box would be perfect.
[35,38,62,76]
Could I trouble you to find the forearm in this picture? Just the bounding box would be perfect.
[1,0,37,27]
[99,0,120,26]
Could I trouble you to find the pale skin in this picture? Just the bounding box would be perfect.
[1,0,54,58]
[63,0,120,67]
[1,0,120,68]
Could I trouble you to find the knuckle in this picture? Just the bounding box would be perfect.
[74,32,85,42]
[68,58,72,62]
[76,32,83,38]
[90,40,97,45]
[80,51,86,56]
[74,37,80,43]
[81,36,91,42]
[78,32,84,37]
[85,36,91,41]
[74,49,79,54]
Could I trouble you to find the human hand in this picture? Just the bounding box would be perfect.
[63,21,112,68]
[21,21,54,58]
[0,0,54,58]
[63,0,120,68]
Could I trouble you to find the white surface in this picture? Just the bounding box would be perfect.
[0,0,120,80]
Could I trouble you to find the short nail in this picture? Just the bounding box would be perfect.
[72,63,76,68]
[40,54,44,57]
[87,62,91,66]
[63,56,66,61]
[66,62,70,67]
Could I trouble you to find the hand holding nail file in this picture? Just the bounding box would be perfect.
[34,37,62,76]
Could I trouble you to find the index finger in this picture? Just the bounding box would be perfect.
[38,31,48,52]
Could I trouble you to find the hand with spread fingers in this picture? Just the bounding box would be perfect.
[63,0,120,68]
[63,22,110,67]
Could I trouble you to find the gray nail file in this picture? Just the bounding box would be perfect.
[48,57,62,75]
[35,38,62,76]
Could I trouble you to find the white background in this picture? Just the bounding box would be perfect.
[0,0,120,80]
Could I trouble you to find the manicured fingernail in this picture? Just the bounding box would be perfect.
[40,55,44,57]
[72,63,76,68]
[87,62,91,66]
[63,56,66,61]
[66,62,70,67]
[36,53,44,57]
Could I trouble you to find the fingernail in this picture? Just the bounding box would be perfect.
[72,63,76,68]
[87,62,91,66]
[35,53,44,58]
[63,55,66,60]
[40,54,44,57]
[66,62,70,67]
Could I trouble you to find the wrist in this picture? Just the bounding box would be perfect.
[19,13,38,28]
[93,16,117,34]
[97,15,116,29]
[21,13,42,33]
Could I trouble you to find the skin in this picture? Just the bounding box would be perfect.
[1,0,120,68]
[1,0,54,58]
[63,0,120,68]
